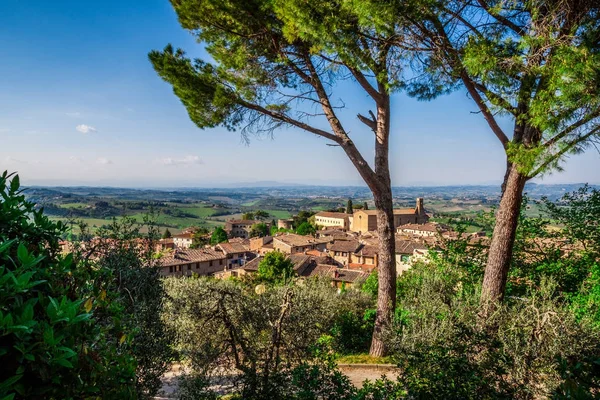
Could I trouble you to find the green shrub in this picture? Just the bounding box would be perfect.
[0,171,137,399]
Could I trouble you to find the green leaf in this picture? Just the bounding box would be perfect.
[9,175,20,193]
[0,239,16,255]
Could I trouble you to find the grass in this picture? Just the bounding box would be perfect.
[60,202,89,209]
[264,209,292,219]
[175,205,219,218]
[336,354,394,365]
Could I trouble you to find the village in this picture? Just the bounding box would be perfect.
[154,198,486,288]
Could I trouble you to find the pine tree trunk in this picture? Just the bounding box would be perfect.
[368,94,396,357]
[369,192,396,357]
[481,163,527,304]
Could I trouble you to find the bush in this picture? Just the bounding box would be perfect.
[163,277,371,399]
[0,171,137,399]
[387,259,600,399]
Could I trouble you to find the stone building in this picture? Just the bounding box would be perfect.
[272,233,330,254]
[172,232,194,248]
[225,219,271,239]
[351,198,429,233]
[314,211,351,230]
[159,248,227,277]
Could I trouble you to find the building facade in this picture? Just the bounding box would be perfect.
[351,198,429,233]
[314,211,351,230]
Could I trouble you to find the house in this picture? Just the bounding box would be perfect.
[160,248,227,277]
[172,232,194,248]
[156,238,175,252]
[216,241,255,268]
[395,240,428,274]
[349,245,378,272]
[327,239,363,267]
[272,233,331,254]
[351,198,429,233]
[225,219,271,239]
[314,211,351,230]
[309,265,370,289]
[250,236,274,254]
[216,253,317,279]
[397,222,447,237]
[316,228,355,240]
[277,218,294,230]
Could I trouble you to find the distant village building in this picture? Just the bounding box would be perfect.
[172,232,194,248]
[216,241,255,268]
[159,248,226,277]
[397,222,447,237]
[314,211,351,230]
[250,236,274,255]
[327,239,363,267]
[348,245,378,272]
[277,218,294,230]
[351,198,428,233]
[395,240,428,274]
[272,233,330,254]
[225,219,271,239]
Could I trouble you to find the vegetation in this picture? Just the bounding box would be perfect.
[0,172,172,399]
[250,223,269,238]
[295,222,316,236]
[257,252,296,285]
[210,227,228,245]
[149,0,412,357]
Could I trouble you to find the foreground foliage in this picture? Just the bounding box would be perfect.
[0,171,172,399]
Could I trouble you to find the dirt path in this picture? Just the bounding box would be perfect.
[155,363,399,398]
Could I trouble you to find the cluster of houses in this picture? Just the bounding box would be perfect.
[154,198,486,288]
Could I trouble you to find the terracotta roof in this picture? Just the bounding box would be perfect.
[217,242,249,254]
[159,238,174,244]
[355,245,378,257]
[161,248,225,266]
[395,240,428,254]
[241,254,313,274]
[274,234,330,247]
[315,211,350,219]
[328,240,363,253]
[173,232,193,239]
[398,223,446,232]
[307,265,369,284]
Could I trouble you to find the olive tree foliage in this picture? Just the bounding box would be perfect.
[149,0,409,356]
[385,259,600,399]
[162,277,371,399]
[74,215,176,398]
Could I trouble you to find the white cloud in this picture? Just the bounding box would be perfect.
[159,155,203,166]
[4,156,26,164]
[76,124,97,134]
[96,157,113,165]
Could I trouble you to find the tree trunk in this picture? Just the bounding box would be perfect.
[481,162,527,304]
[368,94,396,357]
[369,191,396,357]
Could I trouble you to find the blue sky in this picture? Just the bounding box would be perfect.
[1,0,598,188]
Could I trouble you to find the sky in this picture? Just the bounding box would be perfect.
[1,0,599,188]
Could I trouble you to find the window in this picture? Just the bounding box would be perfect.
[169,266,174,273]
[219,259,223,265]
[209,261,213,267]
[401,255,410,262]
[187,265,191,270]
